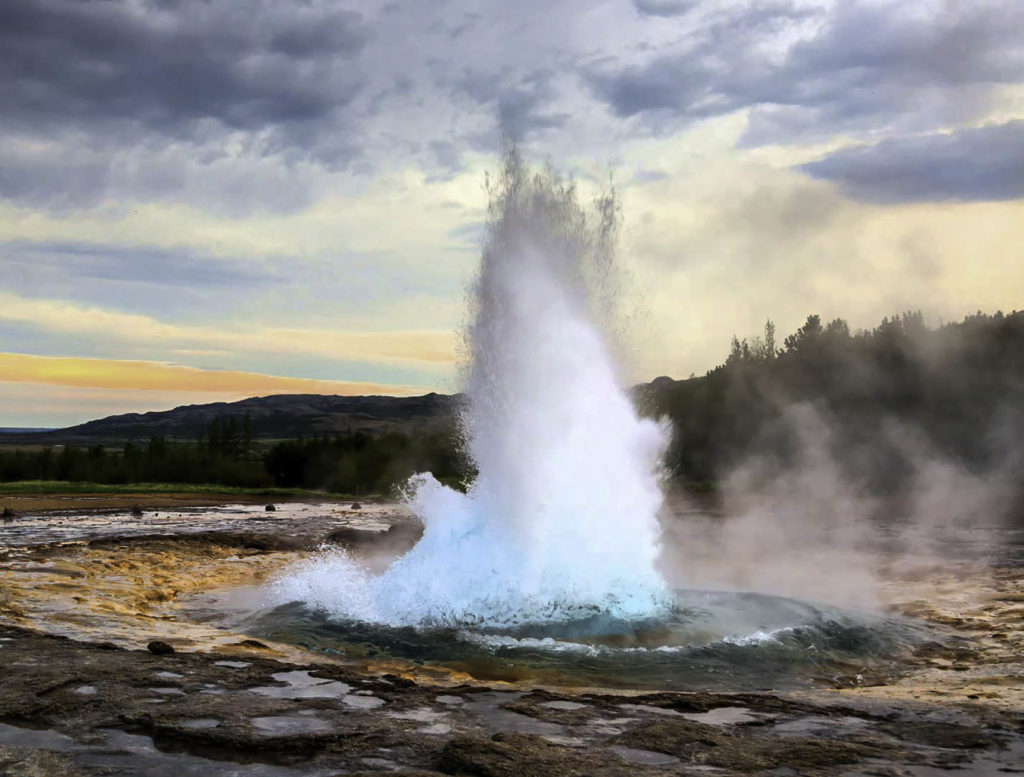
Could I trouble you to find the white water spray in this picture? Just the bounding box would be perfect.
[275,152,670,627]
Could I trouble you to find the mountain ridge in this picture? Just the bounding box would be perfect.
[0,392,469,444]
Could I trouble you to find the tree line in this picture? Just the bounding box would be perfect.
[638,309,1024,491]
[0,417,471,495]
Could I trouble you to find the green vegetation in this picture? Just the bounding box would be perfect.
[639,309,1024,491]
[0,417,472,497]
[0,481,316,497]
[264,428,470,494]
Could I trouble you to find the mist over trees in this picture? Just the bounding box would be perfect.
[638,310,1024,495]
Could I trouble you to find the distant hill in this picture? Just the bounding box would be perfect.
[0,393,464,445]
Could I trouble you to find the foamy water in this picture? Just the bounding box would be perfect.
[275,153,670,627]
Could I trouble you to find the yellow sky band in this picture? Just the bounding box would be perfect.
[0,353,422,396]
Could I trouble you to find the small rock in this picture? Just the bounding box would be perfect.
[350,502,362,510]
[147,640,175,655]
[1,507,15,521]
[265,504,276,512]
[237,639,269,649]
[131,505,144,517]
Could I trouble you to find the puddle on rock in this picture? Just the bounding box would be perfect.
[342,694,385,709]
[540,700,588,711]
[617,703,682,717]
[436,695,465,706]
[0,722,76,751]
[251,716,333,736]
[250,670,351,699]
[462,693,567,738]
[773,715,868,736]
[681,706,762,725]
[418,723,453,735]
[248,669,384,708]
[587,716,637,736]
[387,707,447,723]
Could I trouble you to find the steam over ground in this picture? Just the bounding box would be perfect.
[654,313,1023,609]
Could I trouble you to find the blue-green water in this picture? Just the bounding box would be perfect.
[205,588,923,692]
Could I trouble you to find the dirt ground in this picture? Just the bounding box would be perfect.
[0,495,1023,775]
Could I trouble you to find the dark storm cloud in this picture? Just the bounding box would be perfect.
[0,0,368,212]
[587,2,822,120]
[632,0,698,18]
[590,1,1024,145]
[801,121,1024,203]
[0,0,366,139]
[0,0,582,211]
[0,137,323,214]
[3,0,1023,216]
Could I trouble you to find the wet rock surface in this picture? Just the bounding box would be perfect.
[0,499,400,550]
[2,501,1024,775]
[0,625,1022,776]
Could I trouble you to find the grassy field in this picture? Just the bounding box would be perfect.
[0,481,333,498]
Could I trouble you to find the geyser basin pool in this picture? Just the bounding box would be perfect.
[202,588,921,692]
[244,155,919,692]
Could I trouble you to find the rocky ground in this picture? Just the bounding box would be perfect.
[0,498,1022,776]
[0,492,346,515]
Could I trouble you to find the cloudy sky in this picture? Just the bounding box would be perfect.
[2,0,1022,427]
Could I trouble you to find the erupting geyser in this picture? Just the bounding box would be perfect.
[276,151,671,627]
